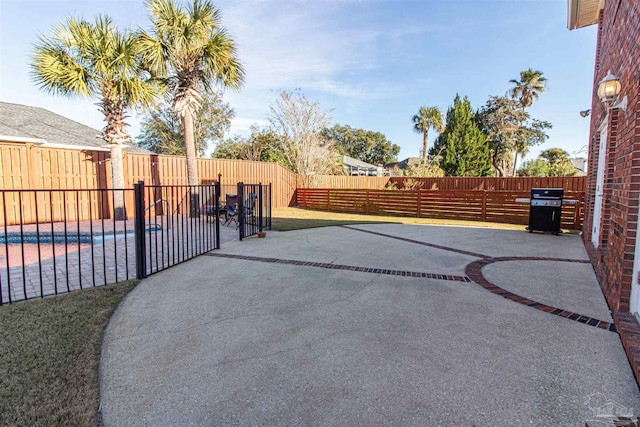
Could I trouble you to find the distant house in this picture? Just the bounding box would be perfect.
[384,157,421,176]
[0,102,149,153]
[569,157,587,176]
[340,155,384,176]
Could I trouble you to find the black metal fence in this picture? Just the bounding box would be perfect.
[0,180,273,305]
[134,182,220,279]
[238,182,272,240]
[1,188,135,305]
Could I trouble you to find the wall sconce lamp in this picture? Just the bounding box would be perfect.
[579,109,591,118]
[597,70,626,110]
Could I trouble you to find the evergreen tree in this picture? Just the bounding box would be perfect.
[431,94,492,177]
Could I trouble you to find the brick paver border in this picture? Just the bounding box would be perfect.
[341,225,616,332]
[205,252,470,282]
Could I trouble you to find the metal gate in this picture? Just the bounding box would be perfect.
[134,181,220,279]
[237,182,272,240]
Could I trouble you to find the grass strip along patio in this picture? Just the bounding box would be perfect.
[0,280,137,427]
[271,207,558,232]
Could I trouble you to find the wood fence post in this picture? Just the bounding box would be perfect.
[366,189,370,214]
[574,198,582,230]
[416,190,421,217]
[327,189,331,210]
[482,191,487,222]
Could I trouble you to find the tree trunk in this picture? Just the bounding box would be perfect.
[512,151,519,176]
[422,130,429,162]
[183,108,200,217]
[110,144,126,220]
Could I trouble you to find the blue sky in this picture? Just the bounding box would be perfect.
[0,0,597,163]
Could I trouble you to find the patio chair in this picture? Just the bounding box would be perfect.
[245,193,258,217]
[221,194,240,228]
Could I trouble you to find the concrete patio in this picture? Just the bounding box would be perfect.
[100,223,640,426]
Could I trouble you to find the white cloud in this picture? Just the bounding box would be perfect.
[217,0,431,118]
[229,117,269,135]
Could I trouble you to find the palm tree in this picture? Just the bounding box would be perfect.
[412,106,444,162]
[31,16,159,219]
[508,68,547,175]
[139,0,244,216]
[509,68,547,109]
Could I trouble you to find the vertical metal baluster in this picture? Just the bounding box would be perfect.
[206,186,211,251]
[101,190,107,286]
[170,186,175,266]
[269,184,272,230]
[154,188,159,271]
[76,190,82,290]
[147,186,153,274]
[181,187,185,262]
[18,192,27,300]
[215,182,220,250]
[88,190,95,287]
[160,187,165,269]
[63,192,71,292]
[112,189,118,283]
[123,189,129,280]
[49,191,57,295]
[197,185,202,254]
[1,192,9,304]
[188,186,193,259]
[176,186,180,263]
[134,181,147,280]
[201,186,205,253]
[34,191,43,298]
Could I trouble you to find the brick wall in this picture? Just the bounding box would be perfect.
[583,1,640,313]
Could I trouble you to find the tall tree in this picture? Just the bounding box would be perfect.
[430,94,492,177]
[477,96,550,177]
[31,16,159,219]
[411,106,444,162]
[139,0,244,205]
[136,92,234,156]
[518,148,577,177]
[509,69,547,173]
[509,68,547,109]
[267,90,339,176]
[213,124,286,164]
[321,124,400,165]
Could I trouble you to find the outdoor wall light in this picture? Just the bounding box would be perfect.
[597,70,622,108]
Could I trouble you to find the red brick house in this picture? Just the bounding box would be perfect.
[568,0,640,378]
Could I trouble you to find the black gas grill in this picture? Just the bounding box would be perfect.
[528,188,563,235]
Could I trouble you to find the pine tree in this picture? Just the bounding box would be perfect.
[431,94,492,177]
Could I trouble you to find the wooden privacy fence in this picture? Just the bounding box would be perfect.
[0,143,297,216]
[297,175,587,191]
[1,142,587,226]
[297,188,585,230]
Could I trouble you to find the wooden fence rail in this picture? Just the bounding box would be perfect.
[297,175,587,192]
[297,188,585,230]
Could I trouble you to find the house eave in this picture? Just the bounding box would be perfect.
[0,135,47,145]
[567,0,603,30]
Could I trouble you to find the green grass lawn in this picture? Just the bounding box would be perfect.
[0,281,137,427]
[271,207,531,232]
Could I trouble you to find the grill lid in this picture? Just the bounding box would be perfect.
[531,188,564,199]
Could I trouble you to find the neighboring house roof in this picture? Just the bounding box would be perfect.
[570,157,587,172]
[567,0,603,30]
[340,155,379,170]
[570,157,587,176]
[384,157,421,170]
[0,102,150,153]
